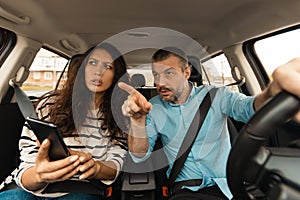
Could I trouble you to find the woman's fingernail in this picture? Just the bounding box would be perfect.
[79,174,84,180]
[70,155,78,162]
[73,160,80,166]
[42,139,48,145]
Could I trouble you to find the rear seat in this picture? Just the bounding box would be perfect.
[187,56,203,86]
[131,73,157,100]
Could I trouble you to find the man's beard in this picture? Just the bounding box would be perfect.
[159,87,178,103]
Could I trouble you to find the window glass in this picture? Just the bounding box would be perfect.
[127,53,239,92]
[254,28,300,79]
[21,48,68,97]
[202,54,239,92]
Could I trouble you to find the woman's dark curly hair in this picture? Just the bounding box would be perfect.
[36,43,129,143]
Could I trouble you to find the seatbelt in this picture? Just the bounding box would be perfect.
[9,79,38,119]
[168,87,218,190]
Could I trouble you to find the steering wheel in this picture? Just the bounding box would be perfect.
[227,91,300,200]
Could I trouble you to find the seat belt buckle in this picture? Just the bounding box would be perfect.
[105,186,113,197]
[162,186,169,197]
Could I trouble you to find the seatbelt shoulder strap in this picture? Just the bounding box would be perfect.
[168,87,218,187]
[10,80,38,119]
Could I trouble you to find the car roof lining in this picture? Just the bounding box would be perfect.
[0,0,299,64]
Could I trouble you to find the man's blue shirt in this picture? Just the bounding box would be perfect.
[131,85,255,199]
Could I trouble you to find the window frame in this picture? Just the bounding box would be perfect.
[243,24,300,89]
[201,52,240,92]
[0,27,17,68]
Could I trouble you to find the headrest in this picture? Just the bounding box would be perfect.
[187,56,203,86]
[67,53,83,78]
[131,73,146,88]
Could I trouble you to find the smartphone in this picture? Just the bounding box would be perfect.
[26,117,70,161]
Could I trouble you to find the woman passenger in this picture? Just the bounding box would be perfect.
[0,43,129,199]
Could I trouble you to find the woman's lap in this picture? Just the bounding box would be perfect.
[55,193,100,200]
[0,189,101,200]
[0,189,36,200]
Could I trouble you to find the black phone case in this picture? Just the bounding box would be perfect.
[26,117,70,161]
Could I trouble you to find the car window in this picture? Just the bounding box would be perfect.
[126,53,239,92]
[21,48,68,97]
[202,53,239,92]
[254,28,300,79]
[0,27,16,67]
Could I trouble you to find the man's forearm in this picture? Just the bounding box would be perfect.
[254,86,271,111]
[128,120,149,157]
[254,82,276,111]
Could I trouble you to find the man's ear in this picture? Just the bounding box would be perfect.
[185,65,191,79]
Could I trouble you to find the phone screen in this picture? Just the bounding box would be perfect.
[26,117,70,161]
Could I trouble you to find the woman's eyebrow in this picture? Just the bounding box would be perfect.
[88,57,113,63]
[88,57,98,61]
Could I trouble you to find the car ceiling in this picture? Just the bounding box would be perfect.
[0,0,300,66]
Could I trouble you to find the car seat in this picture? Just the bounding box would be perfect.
[187,56,203,86]
[130,73,156,100]
[131,74,146,88]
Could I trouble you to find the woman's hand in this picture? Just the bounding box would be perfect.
[34,139,81,183]
[22,139,81,190]
[69,149,100,180]
[69,149,119,180]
